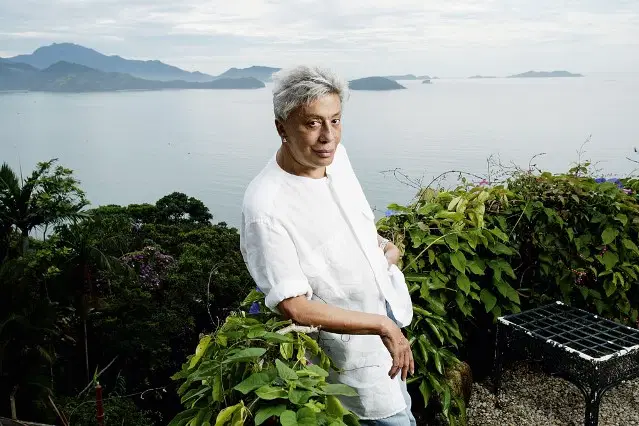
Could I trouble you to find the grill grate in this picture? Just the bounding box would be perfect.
[500,302,639,360]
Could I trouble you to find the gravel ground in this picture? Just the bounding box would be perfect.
[467,362,639,426]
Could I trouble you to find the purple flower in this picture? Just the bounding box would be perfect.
[248,302,260,315]
[594,177,606,183]
[607,178,623,188]
[385,210,396,217]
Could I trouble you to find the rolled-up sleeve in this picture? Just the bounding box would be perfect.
[241,218,313,313]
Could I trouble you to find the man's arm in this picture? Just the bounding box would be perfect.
[278,296,414,380]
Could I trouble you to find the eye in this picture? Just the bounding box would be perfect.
[308,120,321,127]
[332,118,341,125]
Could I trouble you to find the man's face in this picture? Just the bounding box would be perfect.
[277,93,342,170]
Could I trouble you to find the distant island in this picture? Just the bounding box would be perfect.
[217,66,281,82]
[349,77,406,91]
[384,74,431,81]
[0,60,265,92]
[5,42,281,83]
[469,75,497,79]
[422,79,432,84]
[508,70,583,78]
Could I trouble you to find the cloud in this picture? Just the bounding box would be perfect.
[1,0,638,76]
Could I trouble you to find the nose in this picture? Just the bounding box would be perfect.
[319,121,335,143]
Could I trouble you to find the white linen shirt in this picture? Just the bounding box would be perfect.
[239,144,408,420]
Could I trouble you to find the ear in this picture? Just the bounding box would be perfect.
[274,119,287,140]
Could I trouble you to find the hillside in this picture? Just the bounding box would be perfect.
[9,43,216,82]
[0,60,265,92]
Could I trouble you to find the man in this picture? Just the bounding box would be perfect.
[240,65,416,425]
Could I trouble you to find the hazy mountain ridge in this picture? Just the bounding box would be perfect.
[0,60,265,92]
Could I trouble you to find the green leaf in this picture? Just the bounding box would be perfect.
[428,249,436,265]
[480,289,497,312]
[417,337,430,365]
[494,280,520,304]
[448,196,462,211]
[490,227,509,242]
[467,259,485,275]
[425,318,445,344]
[326,395,349,418]
[255,385,288,400]
[442,387,451,417]
[599,251,619,270]
[263,332,295,343]
[254,405,286,425]
[419,379,431,406]
[215,404,242,426]
[449,251,466,273]
[456,274,471,295]
[622,238,639,254]
[320,383,358,397]
[296,407,317,426]
[212,374,223,402]
[433,351,443,374]
[603,279,617,297]
[280,342,294,360]
[445,233,460,250]
[300,334,321,356]
[615,213,628,226]
[289,388,314,405]
[189,335,211,369]
[168,408,199,426]
[276,359,299,381]
[234,370,274,394]
[602,227,619,245]
[303,364,329,377]
[247,325,266,338]
[280,410,298,426]
[223,347,267,364]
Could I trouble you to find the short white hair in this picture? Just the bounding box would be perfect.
[272,65,349,121]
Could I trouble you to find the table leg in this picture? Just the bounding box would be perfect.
[584,388,602,426]
[492,322,505,397]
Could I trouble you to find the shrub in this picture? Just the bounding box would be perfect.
[170,290,360,426]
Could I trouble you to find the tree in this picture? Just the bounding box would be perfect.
[0,160,88,260]
[155,192,212,225]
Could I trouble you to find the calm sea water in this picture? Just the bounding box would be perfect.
[1,74,638,227]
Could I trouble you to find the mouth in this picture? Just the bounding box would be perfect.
[313,149,334,159]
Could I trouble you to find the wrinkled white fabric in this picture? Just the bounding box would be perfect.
[239,144,411,420]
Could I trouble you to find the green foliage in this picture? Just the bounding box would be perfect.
[170,291,360,426]
[377,167,639,423]
[0,159,88,260]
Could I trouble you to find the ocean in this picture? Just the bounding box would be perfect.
[1,74,638,227]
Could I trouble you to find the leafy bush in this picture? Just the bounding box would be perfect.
[170,290,360,426]
[376,165,639,423]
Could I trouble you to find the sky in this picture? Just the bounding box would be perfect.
[1,0,638,78]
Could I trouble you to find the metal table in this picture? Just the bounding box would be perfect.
[493,301,639,426]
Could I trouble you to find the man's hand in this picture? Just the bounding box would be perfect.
[380,317,414,381]
[384,242,401,267]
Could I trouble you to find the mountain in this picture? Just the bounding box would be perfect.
[0,60,265,92]
[8,43,215,82]
[508,70,583,78]
[349,77,406,91]
[469,75,497,79]
[216,66,281,82]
